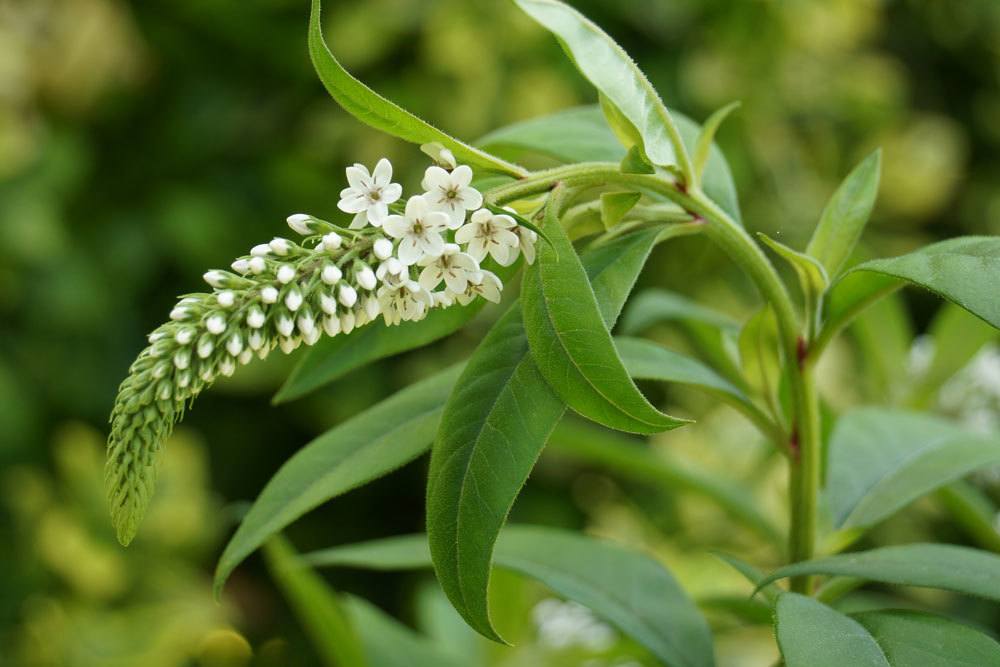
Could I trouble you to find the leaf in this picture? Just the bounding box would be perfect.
[600,191,642,229]
[832,235,1000,334]
[758,543,1000,603]
[712,552,782,603]
[307,526,717,667]
[514,0,692,181]
[275,305,482,403]
[615,336,746,400]
[522,198,688,434]
[344,595,470,667]
[308,0,526,177]
[481,201,552,250]
[214,364,462,595]
[738,307,782,413]
[476,105,625,163]
[427,228,664,641]
[825,408,1000,531]
[776,593,1000,667]
[815,270,901,354]
[263,536,367,667]
[758,233,829,306]
[806,150,882,279]
[620,288,740,334]
[852,610,1000,666]
[547,419,781,542]
[692,102,740,188]
[599,92,645,153]
[621,145,656,174]
[775,593,890,667]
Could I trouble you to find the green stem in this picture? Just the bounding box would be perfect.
[487,165,823,584]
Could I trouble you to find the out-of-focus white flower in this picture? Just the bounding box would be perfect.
[502,225,538,266]
[421,164,482,228]
[455,270,503,305]
[383,195,448,264]
[338,158,402,229]
[456,208,519,264]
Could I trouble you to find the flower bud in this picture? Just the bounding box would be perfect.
[248,256,267,274]
[320,293,338,316]
[203,270,229,289]
[270,237,292,256]
[251,244,271,257]
[206,315,227,335]
[231,258,250,274]
[226,333,243,357]
[170,306,189,321]
[277,315,295,338]
[373,237,393,260]
[173,349,191,370]
[357,266,377,291]
[279,337,299,354]
[175,328,194,345]
[277,264,296,284]
[303,327,321,345]
[238,349,254,365]
[248,330,265,351]
[219,356,236,377]
[286,213,313,235]
[321,264,342,285]
[338,284,358,308]
[196,335,214,359]
[217,290,235,308]
[322,232,343,251]
[285,288,303,312]
[323,316,340,336]
[247,307,265,329]
[341,310,356,334]
[260,286,279,304]
[297,313,315,336]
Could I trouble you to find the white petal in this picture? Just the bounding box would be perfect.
[419,265,443,290]
[454,223,477,245]
[349,211,369,229]
[424,211,451,233]
[492,213,516,229]
[397,236,422,264]
[456,186,482,211]
[381,182,402,204]
[372,158,392,186]
[338,193,368,214]
[443,269,468,293]
[368,202,389,225]
[421,165,451,191]
[465,238,487,263]
[419,232,445,258]
[451,165,473,187]
[382,215,410,239]
[494,228,520,247]
[405,194,430,219]
[346,165,370,190]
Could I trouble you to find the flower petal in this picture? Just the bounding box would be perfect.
[346,165,370,190]
[456,186,483,210]
[443,269,468,294]
[420,231,445,258]
[421,165,451,191]
[454,223,477,245]
[451,165,473,188]
[338,194,368,214]
[381,182,402,204]
[349,212,369,229]
[406,194,430,219]
[418,265,443,290]
[494,228,520,247]
[397,237,422,264]
[369,202,389,225]
[424,211,451,233]
[382,215,410,239]
[372,158,393,186]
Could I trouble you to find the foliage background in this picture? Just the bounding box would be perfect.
[1,0,999,665]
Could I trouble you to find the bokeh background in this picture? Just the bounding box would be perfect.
[2,0,999,665]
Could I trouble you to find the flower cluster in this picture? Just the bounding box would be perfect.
[106,155,535,545]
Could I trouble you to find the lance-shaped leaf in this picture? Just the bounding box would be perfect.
[514,0,693,181]
[275,305,483,403]
[759,234,829,321]
[758,543,1000,602]
[345,595,470,667]
[308,0,525,177]
[215,364,462,595]
[306,526,716,667]
[692,102,740,188]
[806,150,882,279]
[427,227,664,642]
[600,191,642,229]
[819,236,1000,351]
[522,201,688,434]
[775,593,1000,667]
[825,408,1000,531]
[263,536,367,667]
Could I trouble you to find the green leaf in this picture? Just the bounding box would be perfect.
[815,270,901,354]
[775,593,890,667]
[738,307,782,415]
[712,552,782,603]
[599,92,645,153]
[692,102,740,189]
[831,236,1000,336]
[263,536,367,667]
[616,336,746,400]
[307,526,717,667]
[852,610,1000,666]
[759,543,1000,602]
[547,419,781,542]
[476,105,625,163]
[621,145,656,174]
[776,594,1000,667]
[427,228,664,642]
[344,595,470,667]
[806,150,882,279]
[522,198,688,434]
[600,191,642,229]
[307,0,525,177]
[215,364,462,595]
[481,201,552,250]
[758,233,829,314]
[826,408,1000,531]
[275,305,482,403]
[514,0,693,181]
[620,288,740,335]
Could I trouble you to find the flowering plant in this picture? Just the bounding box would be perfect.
[107,0,1000,664]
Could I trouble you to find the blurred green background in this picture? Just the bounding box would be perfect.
[2,0,999,665]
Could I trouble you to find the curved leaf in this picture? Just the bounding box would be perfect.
[834,236,1000,332]
[307,526,716,667]
[615,336,745,399]
[853,610,1000,666]
[775,593,890,667]
[806,150,882,279]
[513,0,692,180]
[345,595,470,667]
[263,537,367,667]
[692,102,740,188]
[759,544,1000,603]
[427,228,664,641]
[522,200,688,434]
[476,105,625,163]
[308,0,526,177]
[826,408,1000,531]
[215,364,462,594]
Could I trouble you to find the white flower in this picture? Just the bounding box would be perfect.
[378,281,433,326]
[383,195,448,264]
[322,232,343,251]
[500,225,538,266]
[372,237,393,260]
[337,158,402,229]
[286,213,313,235]
[376,257,405,285]
[248,256,267,274]
[250,244,271,257]
[421,165,482,228]
[455,270,503,305]
[269,237,292,256]
[418,243,479,293]
[456,208,519,264]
